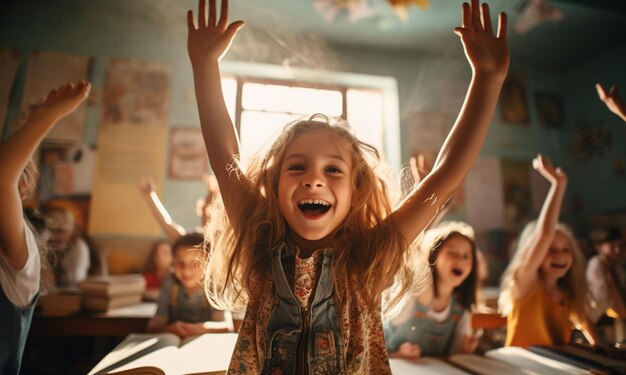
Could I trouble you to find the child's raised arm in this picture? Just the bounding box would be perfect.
[596,83,626,123]
[138,177,186,242]
[511,154,567,299]
[187,0,246,226]
[390,0,509,244]
[0,81,90,269]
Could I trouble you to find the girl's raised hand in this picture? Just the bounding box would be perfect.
[532,154,567,184]
[187,0,244,66]
[596,83,626,122]
[138,177,156,196]
[32,80,90,122]
[454,0,509,79]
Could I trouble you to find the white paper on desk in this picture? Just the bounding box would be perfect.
[390,358,469,374]
[20,50,91,142]
[485,346,587,375]
[0,48,20,138]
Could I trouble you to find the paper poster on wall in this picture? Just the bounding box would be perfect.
[20,50,92,142]
[407,111,452,152]
[89,58,171,236]
[465,157,505,232]
[499,72,529,125]
[103,59,170,126]
[501,159,532,232]
[0,48,20,138]
[89,124,167,236]
[534,91,564,129]
[168,127,207,180]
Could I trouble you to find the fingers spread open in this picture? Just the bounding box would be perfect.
[481,3,493,35]
[497,12,507,39]
[208,0,216,27]
[187,10,196,31]
[218,0,229,29]
[198,0,207,28]
[461,2,471,30]
[471,0,482,31]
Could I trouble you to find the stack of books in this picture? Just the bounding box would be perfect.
[79,274,146,312]
[38,288,82,316]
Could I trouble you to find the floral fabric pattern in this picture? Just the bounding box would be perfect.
[227,245,392,374]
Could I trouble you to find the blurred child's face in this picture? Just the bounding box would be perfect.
[541,231,573,279]
[435,234,474,288]
[45,211,74,252]
[173,247,204,291]
[278,129,353,242]
[154,243,173,270]
[595,240,622,262]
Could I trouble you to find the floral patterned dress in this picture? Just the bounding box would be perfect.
[227,245,392,374]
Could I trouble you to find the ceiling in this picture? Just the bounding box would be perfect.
[225,0,626,69]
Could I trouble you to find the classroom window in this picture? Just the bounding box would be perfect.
[222,76,387,166]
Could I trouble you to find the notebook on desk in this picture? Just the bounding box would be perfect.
[529,344,626,375]
[88,333,238,375]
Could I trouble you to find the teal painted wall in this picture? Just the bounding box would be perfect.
[2,0,624,236]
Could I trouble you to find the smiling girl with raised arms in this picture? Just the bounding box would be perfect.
[186,0,509,372]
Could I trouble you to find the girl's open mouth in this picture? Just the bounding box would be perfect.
[451,267,464,277]
[297,199,332,219]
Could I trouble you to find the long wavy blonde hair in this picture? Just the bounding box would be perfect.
[203,115,417,313]
[498,221,589,325]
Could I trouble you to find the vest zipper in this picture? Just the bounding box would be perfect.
[296,306,312,374]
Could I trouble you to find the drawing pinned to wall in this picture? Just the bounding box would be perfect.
[499,72,529,125]
[0,48,20,138]
[168,127,207,179]
[534,90,564,129]
[501,159,532,232]
[568,122,611,164]
[103,59,171,126]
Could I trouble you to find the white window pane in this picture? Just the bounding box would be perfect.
[222,77,237,123]
[347,89,384,152]
[290,87,343,117]
[239,111,302,165]
[242,83,291,112]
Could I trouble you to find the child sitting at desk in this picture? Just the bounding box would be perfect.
[147,232,232,338]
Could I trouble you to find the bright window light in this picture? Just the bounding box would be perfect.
[347,89,384,152]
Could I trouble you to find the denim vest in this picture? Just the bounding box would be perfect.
[262,243,347,375]
[384,297,463,357]
[0,287,38,375]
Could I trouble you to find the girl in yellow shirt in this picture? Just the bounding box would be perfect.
[498,154,598,347]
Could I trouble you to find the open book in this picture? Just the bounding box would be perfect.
[449,346,588,375]
[389,358,470,374]
[88,333,238,375]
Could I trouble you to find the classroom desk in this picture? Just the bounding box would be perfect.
[30,302,157,338]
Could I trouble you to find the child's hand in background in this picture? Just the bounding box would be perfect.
[31,80,90,122]
[532,154,567,185]
[596,83,626,122]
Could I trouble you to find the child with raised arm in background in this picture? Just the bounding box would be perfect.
[187,0,508,372]
[498,154,598,347]
[147,232,233,338]
[384,221,480,360]
[138,174,221,243]
[596,83,626,123]
[0,81,90,374]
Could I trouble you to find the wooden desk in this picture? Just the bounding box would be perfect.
[31,302,157,338]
